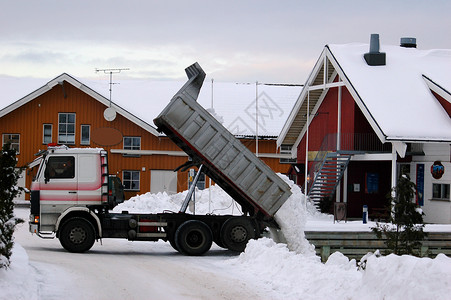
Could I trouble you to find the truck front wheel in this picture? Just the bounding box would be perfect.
[59,217,95,253]
[175,220,212,256]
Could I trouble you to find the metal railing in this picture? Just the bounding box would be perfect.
[306,133,391,193]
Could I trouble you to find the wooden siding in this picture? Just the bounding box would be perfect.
[1,80,292,201]
[295,84,393,217]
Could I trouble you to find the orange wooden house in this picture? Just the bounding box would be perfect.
[0,73,300,200]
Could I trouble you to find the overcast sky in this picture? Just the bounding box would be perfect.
[1,0,450,84]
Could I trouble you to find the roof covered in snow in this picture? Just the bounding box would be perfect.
[278,43,451,148]
[329,43,451,142]
[0,73,301,138]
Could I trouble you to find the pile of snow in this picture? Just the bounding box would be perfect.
[113,184,244,216]
[0,244,38,299]
[227,238,451,300]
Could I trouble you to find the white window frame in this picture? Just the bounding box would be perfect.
[432,183,450,200]
[43,124,52,144]
[58,113,76,144]
[2,133,20,153]
[280,144,297,164]
[123,136,141,150]
[123,170,140,191]
[80,124,90,145]
[188,170,206,190]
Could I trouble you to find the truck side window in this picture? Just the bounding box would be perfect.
[45,156,75,179]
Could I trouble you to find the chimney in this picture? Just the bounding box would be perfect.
[364,34,386,66]
[400,37,417,48]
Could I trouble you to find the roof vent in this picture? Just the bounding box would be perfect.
[364,34,386,66]
[400,37,417,48]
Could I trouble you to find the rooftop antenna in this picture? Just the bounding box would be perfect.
[95,68,129,121]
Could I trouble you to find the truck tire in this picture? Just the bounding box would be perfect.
[220,217,256,252]
[175,220,212,256]
[59,217,95,253]
[169,238,180,253]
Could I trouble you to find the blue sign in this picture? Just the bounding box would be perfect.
[416,164,424,206]
[365,173,379,194]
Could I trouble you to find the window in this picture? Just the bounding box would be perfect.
[280,145,297,164]
[81,125,90,145]
[44,156,75,179]
[123,170,140,191]
[43,124,52,144]
[2,134,20,153]
[123,137,141,150]
[398,163,411,177]
[58,113,76,144]
[188,170,205,190]
[432,183,450,200]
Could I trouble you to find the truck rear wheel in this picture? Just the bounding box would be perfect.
[175,220,212,256]
[220,217,257,252]
[59,217,95,253]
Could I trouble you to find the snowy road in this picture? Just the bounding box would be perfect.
[13,207,268,300]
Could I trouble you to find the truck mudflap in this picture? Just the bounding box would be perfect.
[154,63,292,222]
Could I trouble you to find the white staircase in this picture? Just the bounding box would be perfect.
[307,151,352,205]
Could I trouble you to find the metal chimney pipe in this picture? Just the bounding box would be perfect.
[369,34,380,53]
[364,33,386,66]
[400,37,417,48]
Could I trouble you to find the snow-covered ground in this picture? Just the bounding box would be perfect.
[2,177,451,299]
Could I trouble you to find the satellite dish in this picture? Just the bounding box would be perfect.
[103,107,117,121]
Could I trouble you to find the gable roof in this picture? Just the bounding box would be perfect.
[0,74,301,138]
[0,73,160,136]
[278,43,451,150]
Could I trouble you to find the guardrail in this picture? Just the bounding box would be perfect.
[305,231,451,262]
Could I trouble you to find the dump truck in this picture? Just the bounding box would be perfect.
[28,63,292,255]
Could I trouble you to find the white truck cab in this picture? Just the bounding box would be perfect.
[29,146,108,235]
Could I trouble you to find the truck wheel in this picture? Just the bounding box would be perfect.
[169,238,180,253]
[220,217,256,252]
[59,217,95,253]
[214,237,227,249]
[175,220,212,256]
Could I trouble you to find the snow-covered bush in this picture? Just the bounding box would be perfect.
[0,143,24,268]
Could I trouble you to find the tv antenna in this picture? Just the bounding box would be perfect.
[95,68,129,105]
[95,68,129,121]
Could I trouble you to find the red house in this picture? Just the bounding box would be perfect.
[278,36,451,223]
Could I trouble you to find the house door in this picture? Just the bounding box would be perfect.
[151,170,177,195]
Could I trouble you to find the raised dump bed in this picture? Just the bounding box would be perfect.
[154,63,292,224]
